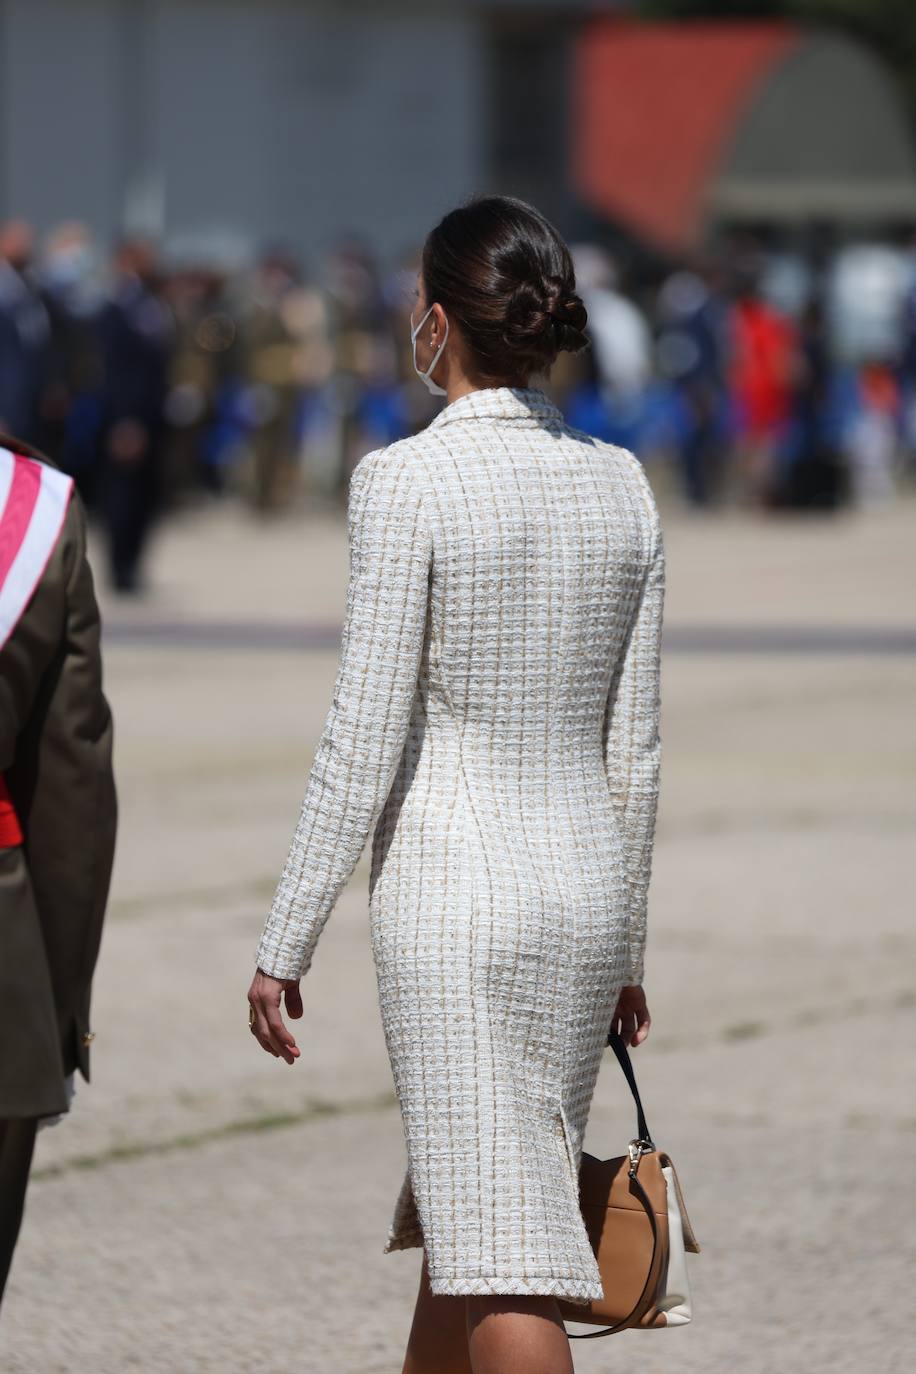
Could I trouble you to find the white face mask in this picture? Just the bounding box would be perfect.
[410,303,449,396]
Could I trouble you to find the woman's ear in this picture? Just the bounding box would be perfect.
[429,301,448,343]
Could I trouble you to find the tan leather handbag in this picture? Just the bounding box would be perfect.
[558,1030,701,1338]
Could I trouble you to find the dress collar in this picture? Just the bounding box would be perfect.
[426,385,565,431]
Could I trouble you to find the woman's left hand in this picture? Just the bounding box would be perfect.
[248,969,303,1064]
[611,983,651,1048]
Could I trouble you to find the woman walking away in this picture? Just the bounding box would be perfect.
[248,194,665,1373]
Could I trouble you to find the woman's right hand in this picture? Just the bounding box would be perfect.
[248,968,303,1065]
[611,984,650,1047]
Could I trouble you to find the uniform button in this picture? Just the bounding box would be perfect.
[82,1031,96,1046]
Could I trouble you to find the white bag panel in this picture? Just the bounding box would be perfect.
[657,1162,694,1325]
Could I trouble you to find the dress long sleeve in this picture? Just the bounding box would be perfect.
[603,487,666,986]
[256,449,433,982]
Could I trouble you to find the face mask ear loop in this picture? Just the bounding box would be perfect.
[410,304,434,343]
[411,305,449,395]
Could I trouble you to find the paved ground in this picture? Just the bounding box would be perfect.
[1,482,914,1372]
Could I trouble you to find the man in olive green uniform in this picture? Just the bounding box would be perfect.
[236,250,304,513]
[0,433,116,1306]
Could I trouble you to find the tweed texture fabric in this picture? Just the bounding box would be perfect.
[256,385,665,1303]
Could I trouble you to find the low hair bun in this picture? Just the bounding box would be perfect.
[548,289,589,355]
[509,278,589,363]
[501,280,562,372]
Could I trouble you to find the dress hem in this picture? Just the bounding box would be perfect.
[382,1233,602,1306]
[427,1274,603,1305]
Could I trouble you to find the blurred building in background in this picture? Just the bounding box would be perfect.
[2,1,916,591]
[4,5,914,264]
[0,0,590,264]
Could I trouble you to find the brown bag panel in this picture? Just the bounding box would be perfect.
[577,1150,669,1213]
[558,1189,669,1329]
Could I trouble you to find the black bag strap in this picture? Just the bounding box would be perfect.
[606,1028,652,1145]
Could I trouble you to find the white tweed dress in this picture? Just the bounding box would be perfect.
[256,385,665,1304]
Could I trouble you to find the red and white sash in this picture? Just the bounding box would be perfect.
[0,445,73,651]
[0,447,73,846]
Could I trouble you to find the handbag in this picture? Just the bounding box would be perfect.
[557,1029,701,1337]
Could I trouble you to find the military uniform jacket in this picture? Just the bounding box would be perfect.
[0,438,116,1119]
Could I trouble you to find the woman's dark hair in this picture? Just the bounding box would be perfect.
[421,195,589,383]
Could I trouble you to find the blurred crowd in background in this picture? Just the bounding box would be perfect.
[2,213,916,594]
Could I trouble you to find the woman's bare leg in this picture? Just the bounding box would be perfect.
[402,1252,473,1374]
[466,1295,574,1374]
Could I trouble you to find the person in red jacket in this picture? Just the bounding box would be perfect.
[729,270,799,507]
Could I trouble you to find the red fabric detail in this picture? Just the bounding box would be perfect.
[0,776,22,848]
[572,20,801,252]
[859,363,899,414]
[729,299,798,437]
[0,455,42,587]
